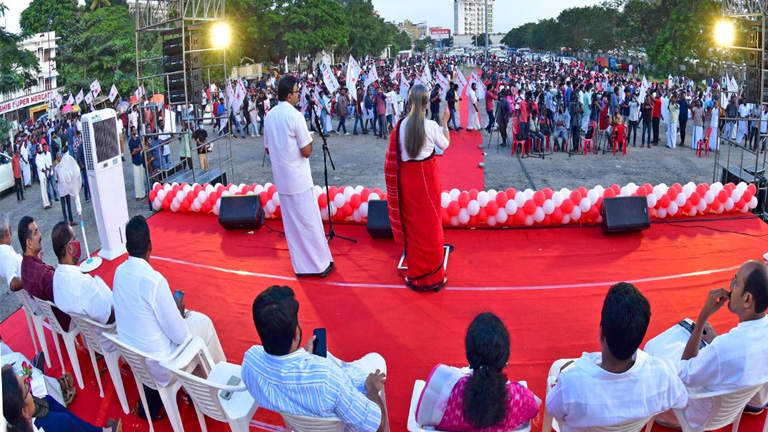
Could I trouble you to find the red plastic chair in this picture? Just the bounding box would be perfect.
[512,119,528,157]
[582,121,597,155]
[697,126,712,158]
[612,124,628,156]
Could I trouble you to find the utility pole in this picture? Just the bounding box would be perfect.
[484,0,489,57]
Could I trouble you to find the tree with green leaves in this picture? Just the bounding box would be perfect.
[19,0,77,38]
[0,3,40,95]
[282,0,349,59]
[391,30,412,53]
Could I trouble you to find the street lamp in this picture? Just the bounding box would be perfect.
[714,20,735,47]
[211,22,231,49]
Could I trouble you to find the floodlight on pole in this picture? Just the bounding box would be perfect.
[714,20,735,47]
[211,22,231,49]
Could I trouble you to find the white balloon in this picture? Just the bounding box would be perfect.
[458,209,470,224]
[524,215,534,226]
[467,200,480,216]
[265,200,277,214]
[560,188,570,197]
[359,202,369,217]
[487,216,497,226]
[213,204,220,216]
[571,207,582,220]
[344,187,354,201]
[725,198,734,211]
[732,189,742,202]
[311,185,321,197]
[689,207,697,217]
[543,199,555,215]
[264,182,273,189]
[352,210,363,223]
[716,204,725,214]
[368,193,380,202]
[441,193,450,208]
[152,199,162,211]
[552,191,564,206]
[596,215,603,223]
[487,190,498,201]
[657,208,667,218]
[171,201,180,212]
[704,190,715,204]
[646,195,657,208]
[246,191,256,196]
[355,185,364,194]
[320,207,329,221]
[750,196,758,209]
[737,182,748,192]
[191,201,201,211]
[587,189,599,205]
[449,189,460,200]
[594,185,605,194]
[450,216,460,226]
[505,200,518,215]
[561,214,571,224]
[676,194,686,207]
[533,207,545,222]
[272,192,280,206]
[205,184,214,193]
[228,185,237,194]
[330,206,337,216]
[496,209,508,223]
[620,186,630,197]
[157,190,166,201]
[741,205,750,213]
[477,191,489,206]
[524,189,534,200]
[668,202,678,216]
[697,200,707,212]
[515,192,526,208]
[579,198,591,213]
[176,190,185,201]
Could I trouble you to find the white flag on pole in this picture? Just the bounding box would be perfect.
[67,93,74,105]
[233,78,247,112]
[364,64,379,90]
[435,71,450,100]
[90,79,102,97]
[109,84,119,102]
[321,60,340,93]
[468,72,486,100]
[75,89,84,105]
[84,91,93,105]
[346,56,362,99]
[399,79,410,102]
[226,81,235,108]
[55,94,63,108]
[390,61,399,81]
[421,63,432,86]
[456,69,468,97]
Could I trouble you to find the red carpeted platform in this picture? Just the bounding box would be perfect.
[3,212,768,431]
[437,91,485,191]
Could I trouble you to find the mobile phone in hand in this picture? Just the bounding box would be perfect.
[313,328,327,358]
[173,290,184,303]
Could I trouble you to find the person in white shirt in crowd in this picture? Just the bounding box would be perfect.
[264,76,333,277]
[51,222,115,350]
[467,83,481,131]
[112,215,225,418]
[645,260,768,429]
[20,140,31,187]
[129,105,139,132]
[709,100,720,151]
[545,282,687,431]
[0,213,24,294]
[736,99,751,145]
[34,145,51,209]
[242,285,390,432]
[627,92,640,147]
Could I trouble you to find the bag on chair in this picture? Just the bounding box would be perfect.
[585,125,595,140]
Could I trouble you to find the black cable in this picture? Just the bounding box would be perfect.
[515,151,537,190]
[264,222,285,238]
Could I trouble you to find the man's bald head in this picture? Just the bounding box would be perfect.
[740,260,768,313]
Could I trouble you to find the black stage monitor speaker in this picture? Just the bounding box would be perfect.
[366,200,393,238]
[601,196,650,234]
[218,195,265,230]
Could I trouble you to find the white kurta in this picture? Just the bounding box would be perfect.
[20,144,31,186]
[467,89,481,130]
[35,152,50,207]
[264,101,332,275]
[53,264,114,350]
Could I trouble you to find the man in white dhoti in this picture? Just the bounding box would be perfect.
[264,75,334,277]
[736,100,751,145]
[467,83,481,131]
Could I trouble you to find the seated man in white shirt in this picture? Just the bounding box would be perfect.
[546,282,688,431]
[646,260,768,428]
[0,213,24,293]
[241,285,390,432]
[51,222,115,351]
[112,215,225,419]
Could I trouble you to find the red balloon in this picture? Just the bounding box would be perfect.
[682,202,693,213]
[477,208,488,223]
[672,183,682,192]
[717,190,728,203]
[486,200,499,215]
[448,201,460,216]
[514,209,526,224]
[552,207,564,224]
[596,197,604,209]
[496,192,508,207]
[318,193,328,208]
[149,191,157,201]
[659,194,671,208]
[748,183,757,195]
[259,191,269,206]
[561,198,574,214]
[273,206,282,218]
[743,190,754,202]
[350,194,362,208]
[577,187,588,197]
[441,209,451,225]
[588,206,600,221]
[667,187,678,200]
[216,185,225,194]
[643,183,653,193]
[724,183,735,193]
[543,188,553,198]
[342,202,354,217]
[523,200,536,215]
[569,190,581,203]
[533,190,545,206]
[696,184,707,196]
[267,185,277,197]
[603,188,616,198]
[329,186,338,199]
[689,192,701,206]
[468,215,477,226]
[361,188,371,202]
[636,187,647,197]
[469,189,479,200]
[543,215,552,226]
[611,184,621,194]
[505,188,516,199]
[458,192,471,208]
[372,188,384,196]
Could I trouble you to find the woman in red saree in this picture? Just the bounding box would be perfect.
[384,83,450,291]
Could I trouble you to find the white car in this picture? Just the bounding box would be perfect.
[0,152,14,194]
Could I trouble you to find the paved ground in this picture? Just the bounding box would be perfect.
[0,112,754,322]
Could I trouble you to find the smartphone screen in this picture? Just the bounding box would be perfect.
[220,375,241,400]
[173,290,184,303]
[313,328,327,358]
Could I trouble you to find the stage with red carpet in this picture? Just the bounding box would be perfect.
[3,211,768,431]
[437,89,485,191]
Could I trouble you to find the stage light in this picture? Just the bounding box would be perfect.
[714,20,735,47]
[211,22,231,49]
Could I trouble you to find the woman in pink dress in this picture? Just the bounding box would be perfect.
[415,313,540,431]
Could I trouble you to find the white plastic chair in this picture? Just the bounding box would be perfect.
[160,337,258,432]
[103,332,200,432]
[35,298,84,389]
[280,413,346,432]
[408,379,533,432]
[668,384,764,432]
[68,314,129,414]
[15,290,51,368]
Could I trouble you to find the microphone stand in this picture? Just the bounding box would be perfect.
[314,115,357,243]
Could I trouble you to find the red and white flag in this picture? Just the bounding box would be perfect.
[456,69,468,97]
[108,84,119,102]
[75,89,84,105]
[84,91,93,105]
[346,56,361,99]
[66,93,74,105]
[134,84,145,100]
[320,60,340,93]
[90,79,102,97]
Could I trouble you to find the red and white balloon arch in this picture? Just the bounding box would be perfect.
[148,181,759,228]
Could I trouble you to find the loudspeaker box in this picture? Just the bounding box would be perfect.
[218,195,265,230]
[366,200,394,238]
[601,196,650,234]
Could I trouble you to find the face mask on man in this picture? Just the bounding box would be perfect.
[68,239,82,263]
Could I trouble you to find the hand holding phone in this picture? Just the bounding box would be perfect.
[173,290,185,317]
[313,328,327,358]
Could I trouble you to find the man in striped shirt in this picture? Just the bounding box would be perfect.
[242,285,390,432]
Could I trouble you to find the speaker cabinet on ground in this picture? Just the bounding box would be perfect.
[218,195,265,230]
[366,200,393,238]
[601,196,650,234]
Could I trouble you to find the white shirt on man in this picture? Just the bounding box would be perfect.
[398,117,450,162]
[546,350,688,431]
[35,152,48,178]
[53,264,113,325]
[112,256,189,386]
[675,316,768,428]
[0,244,22,289]
[264,101,314,195]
